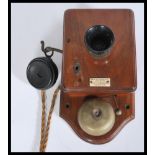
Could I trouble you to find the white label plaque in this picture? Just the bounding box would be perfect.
[89,78,110,87]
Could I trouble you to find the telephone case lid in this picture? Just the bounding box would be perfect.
[62,9,137,93]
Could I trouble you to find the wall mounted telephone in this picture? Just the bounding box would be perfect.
[26,9,137,151]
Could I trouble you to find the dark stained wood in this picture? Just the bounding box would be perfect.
[60,9,137,144]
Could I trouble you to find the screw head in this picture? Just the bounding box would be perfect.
[115,109,122,116]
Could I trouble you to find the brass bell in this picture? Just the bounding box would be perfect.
[78,98,115,136]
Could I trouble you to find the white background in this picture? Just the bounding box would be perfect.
[10,3,144,152]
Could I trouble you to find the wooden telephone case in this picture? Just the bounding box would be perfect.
[60,9,137,144]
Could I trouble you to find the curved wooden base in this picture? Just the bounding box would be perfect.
[60,92,135,144]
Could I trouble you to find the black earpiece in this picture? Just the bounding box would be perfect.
[26,41,62,90]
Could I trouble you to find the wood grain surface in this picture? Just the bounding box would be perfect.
[60,9,137,144]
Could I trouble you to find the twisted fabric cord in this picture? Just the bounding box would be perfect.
[39,85,61,152]
[40,90,46,152]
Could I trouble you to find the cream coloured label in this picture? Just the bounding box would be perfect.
[89,78,110,87]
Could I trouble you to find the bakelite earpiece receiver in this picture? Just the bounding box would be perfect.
[26,41,62,90]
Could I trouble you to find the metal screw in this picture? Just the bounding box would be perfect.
[115,108,122,116]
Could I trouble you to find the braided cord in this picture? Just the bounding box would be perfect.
[39,86,60,152]
[40,90,46,152]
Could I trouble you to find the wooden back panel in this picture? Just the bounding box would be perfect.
[60,9,137,144]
